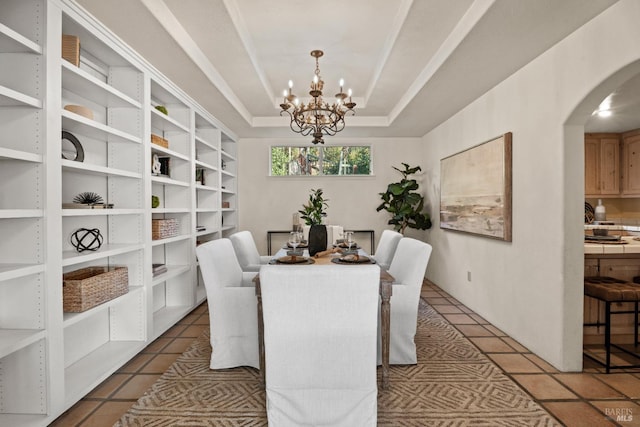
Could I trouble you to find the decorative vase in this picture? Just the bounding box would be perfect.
[308,224,327,256]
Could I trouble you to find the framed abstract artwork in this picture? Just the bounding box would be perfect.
[440,132,512,241]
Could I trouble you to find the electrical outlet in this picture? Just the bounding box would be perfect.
[467,271,471,282]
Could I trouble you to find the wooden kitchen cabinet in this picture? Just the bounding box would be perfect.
[584,133,620,196]
[622,130,640,195]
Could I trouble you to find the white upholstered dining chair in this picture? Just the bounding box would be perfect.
[381,237,433,365]
[260,264,379,427]
[372,229,403,270]
[229,230,272,272]
[195,238,259,369]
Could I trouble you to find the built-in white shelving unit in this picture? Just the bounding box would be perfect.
[0,1,238,425]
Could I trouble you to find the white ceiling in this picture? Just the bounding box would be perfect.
[76,0,623,140]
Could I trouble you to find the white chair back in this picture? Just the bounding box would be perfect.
[229,230,268,272]
[260,264,379,426]
[384,237,433,364]
[196,238,259,369]
[373,229,403,270]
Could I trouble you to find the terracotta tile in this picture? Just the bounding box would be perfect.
[80,401,134,427]
[163,337,196,353]
[501,337,529,353]
[524,353,559,373]
[422,290,442,298]
[590,400,640,425]
[469,337,516,353]
[487,353,543,373]
[116,353,153,373]
[542,401,618,427]
[180,324,207,338]
[511,374,577,400]
[49,400,101,426]
[111,374,161,399]
[178,312,201,325]
[162,324,188,337]
[194,314,210,325]
[142,337,172,353]
[455,324,496,337]
[484,325,507,336]
[554,374,625,399]
[446,297,461,305]
[140,354,179,374]
[595,373,640,399]
[469,313,488,324]
[441,313,477,325]
[433,304,463,314]
[86,374,131,398]
[424,297,451,305]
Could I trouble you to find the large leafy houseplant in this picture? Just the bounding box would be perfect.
[377,163,432,234]
[298,188,329,225]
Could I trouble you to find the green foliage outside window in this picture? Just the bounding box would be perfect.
[270,145,371,176]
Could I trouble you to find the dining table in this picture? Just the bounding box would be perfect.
[253,245,394,390]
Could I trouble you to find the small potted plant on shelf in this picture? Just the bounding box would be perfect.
[298,188,329,255]
[377,163,432,234]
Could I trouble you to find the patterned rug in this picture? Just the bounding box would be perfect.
[115,300,560,426]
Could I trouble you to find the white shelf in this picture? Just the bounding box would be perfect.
[196,228,218,237]
[61,61,141,109]
[0,209,43,219]
[221,188,235,194]
[62,243,144,267]
[221,208,236,212]
[0,22,41,54]
[220,150,236,161]
[0,329,46,359]
[151,234,192,246]
[0,147,42,163]
[151,208,190,214]
[62,159,142,179]
[64,340,145,408]
[150,144,190,161]
[221,169,235,177]
[195,184,217,192]
[151,264,190,285]
[195,135,218,150]
[0,84,41,108]
[62,208,143,217]
[63,286,144,328]
[62,110,141,144]
[151,175,190,187]
[196,207,217,213]
[221,225,236,231]
[0,263,44,282]
[150,108,189,133]
[153,305,193,338]
[195,159,217,171]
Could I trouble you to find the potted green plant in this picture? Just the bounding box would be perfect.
[299,188,329,255]
[377,163,432,234]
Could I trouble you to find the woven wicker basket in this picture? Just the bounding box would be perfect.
[62,34,80,66]
[151,134,169,148]
[63,266,128,312]
[152,218,179,240]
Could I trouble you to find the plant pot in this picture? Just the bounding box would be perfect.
[308,224,327,256]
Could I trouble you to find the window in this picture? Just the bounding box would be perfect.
[270,145,372,176]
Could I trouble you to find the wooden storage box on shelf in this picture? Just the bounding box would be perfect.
[152,218,179,240]
[151,134,169,148]
[62,34,80,66]
[63,266,129,312]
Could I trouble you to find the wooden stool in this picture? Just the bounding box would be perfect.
[584,276,640,373]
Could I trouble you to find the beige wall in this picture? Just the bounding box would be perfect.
[237,137,427,254]
[421,0,640,371]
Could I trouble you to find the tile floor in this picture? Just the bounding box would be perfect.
[51,281,640,427]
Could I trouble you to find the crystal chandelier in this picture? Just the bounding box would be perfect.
[280,50,356,144]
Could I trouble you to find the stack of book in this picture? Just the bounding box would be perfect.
[196,225,206,232]
[152,263,167,277]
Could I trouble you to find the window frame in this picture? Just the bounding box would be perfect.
[269,143,374,177]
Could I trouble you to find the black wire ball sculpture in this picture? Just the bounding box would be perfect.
[71,228,103,252]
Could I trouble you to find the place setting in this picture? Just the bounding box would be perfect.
[271,231,315,264]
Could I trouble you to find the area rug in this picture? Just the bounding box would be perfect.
[115,300,559,426]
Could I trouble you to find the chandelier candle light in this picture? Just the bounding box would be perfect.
[280,50,356,144]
